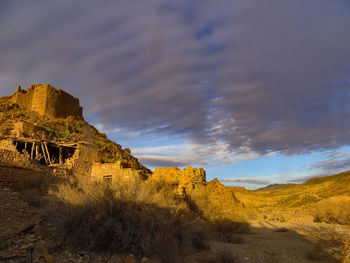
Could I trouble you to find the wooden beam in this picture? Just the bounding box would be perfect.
[41,143,48,165]
[35,145,39,158]
[59,147,62,165]
[44,142,52,165]
[30,142,35,159]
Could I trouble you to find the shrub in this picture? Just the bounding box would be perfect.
[315,196,350,224]
[211,218,249,243]
[313,215,322,223]
[49,176,204,262]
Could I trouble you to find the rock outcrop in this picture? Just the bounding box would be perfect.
[153,166,206,184]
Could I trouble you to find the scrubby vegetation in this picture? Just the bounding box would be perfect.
[315,196,350,224]
[46,175,247,262]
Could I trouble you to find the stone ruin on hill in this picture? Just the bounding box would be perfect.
[10,84,83,119]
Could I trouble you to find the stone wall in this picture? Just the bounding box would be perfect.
[12,121,46,139]
[68,143,98,177]
[10,84,83,119]
[91,161,142,182]
[152,166,206,185]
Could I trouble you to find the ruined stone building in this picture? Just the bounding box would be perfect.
[10,84,83,119]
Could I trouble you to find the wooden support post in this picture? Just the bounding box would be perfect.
[24,142,27,151]
[41,143,48,165]
[31,142,35,159]
[44,142,52,165]
[35,145,39,158]
[15,141,18,148]
[59,147,62,165]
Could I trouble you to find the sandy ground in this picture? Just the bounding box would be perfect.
[207,220,350,263]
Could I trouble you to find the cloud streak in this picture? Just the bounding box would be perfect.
[220,178,271,185]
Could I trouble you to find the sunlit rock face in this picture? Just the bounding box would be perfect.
[152,166,206,185]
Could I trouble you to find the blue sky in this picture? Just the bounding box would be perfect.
[1,0,350,189]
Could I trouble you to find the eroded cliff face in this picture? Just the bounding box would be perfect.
[153,166,206,184]
[150,166,244,219]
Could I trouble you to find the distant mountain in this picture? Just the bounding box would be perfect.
[255,183,296,192]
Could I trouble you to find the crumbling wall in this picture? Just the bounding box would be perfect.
[91,161,142,182]
[10,84,83,119]
[68,143,97,176]
[152,166,206,185]
[31,84,48,116]
[0,149,34,169]
[10,88,34,112]
[12,121,46,139]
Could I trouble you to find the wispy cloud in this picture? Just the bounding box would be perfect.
[220,178,271,185]
[131,141,260,167]
[0,0,350,164]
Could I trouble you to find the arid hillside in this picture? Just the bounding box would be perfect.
[234,171,350,224]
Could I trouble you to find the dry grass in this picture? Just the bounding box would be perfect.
[47,175,247,262]
[315,196,350,225]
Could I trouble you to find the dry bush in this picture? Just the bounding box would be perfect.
[315,196,350,225]
[210,218,249,244]
[48,176,210,262]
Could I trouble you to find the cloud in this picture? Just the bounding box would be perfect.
[0,0,350,163]
[220,177,271,185]
[131,141,260,167]
[310,157,350,173]
[134,155,189,168]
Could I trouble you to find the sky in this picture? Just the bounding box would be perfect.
[1,0,350,189]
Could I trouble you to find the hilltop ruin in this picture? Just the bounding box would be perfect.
[9,84,83,119]
[0,84,150,184]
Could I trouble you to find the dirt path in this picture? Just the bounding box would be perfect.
[209,220,350,263]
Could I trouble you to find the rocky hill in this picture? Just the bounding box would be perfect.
[0,84,151,183]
